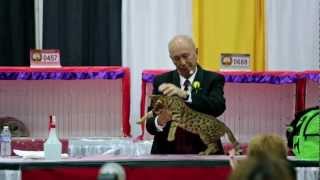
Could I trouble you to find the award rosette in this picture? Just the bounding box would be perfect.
[30,49,61,68]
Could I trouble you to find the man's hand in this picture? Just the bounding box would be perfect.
[157,109,172,126]
[158,83,188,99]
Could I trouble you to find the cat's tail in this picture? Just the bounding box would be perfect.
[225,127,242,155]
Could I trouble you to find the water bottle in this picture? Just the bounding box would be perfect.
[44,115,62,160]
[0,125,12,157]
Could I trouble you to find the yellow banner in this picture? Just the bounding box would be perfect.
[193,0,265,71]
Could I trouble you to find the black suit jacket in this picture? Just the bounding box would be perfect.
[146,66,226,154]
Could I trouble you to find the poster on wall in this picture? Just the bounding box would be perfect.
[220,53,250,71]
[30,49,61,68]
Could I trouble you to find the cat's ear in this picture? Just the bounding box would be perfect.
[148,95,160,107]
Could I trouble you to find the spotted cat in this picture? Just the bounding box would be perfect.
[141,95,241,155]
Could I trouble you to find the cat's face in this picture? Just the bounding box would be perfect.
[149,95,184,114]
[149,95,167,114]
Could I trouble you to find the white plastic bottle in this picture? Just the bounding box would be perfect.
[0,126,12,157]
[44,115,62,160]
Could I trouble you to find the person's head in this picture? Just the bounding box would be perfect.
[248,134,288,160]
[229,156,295,180]
[168,35,198,79]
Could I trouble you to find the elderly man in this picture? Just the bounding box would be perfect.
[146,35,226,154]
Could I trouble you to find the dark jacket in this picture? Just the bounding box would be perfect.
[146,66,226,154]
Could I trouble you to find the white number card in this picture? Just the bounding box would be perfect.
[220,53,250,71]
[30,49,61,68]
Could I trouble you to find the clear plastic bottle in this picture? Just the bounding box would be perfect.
[0,125,12,157]
[44,115,62,160]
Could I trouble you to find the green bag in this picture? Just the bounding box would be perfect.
[290,107,320,160]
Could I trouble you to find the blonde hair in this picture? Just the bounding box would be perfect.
[248,134,288,159]
[229,156,294,180]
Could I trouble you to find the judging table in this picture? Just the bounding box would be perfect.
[0,67,318,180]
[0,155,319,180]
